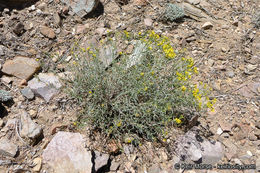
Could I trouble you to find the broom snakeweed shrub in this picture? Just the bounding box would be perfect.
[67,31,215,144]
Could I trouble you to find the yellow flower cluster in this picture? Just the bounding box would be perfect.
[116,120,122,127]
[174,118,182,124]
[124,30,129,38]
[145,31,176,59]
[206,97,217,112]
[192,85,202,109]
[176,71,189,81]
[89,50,96,58]
[162,43,176,59]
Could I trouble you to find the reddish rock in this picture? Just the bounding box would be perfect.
[40,26,56,39]
[2,56,40,80]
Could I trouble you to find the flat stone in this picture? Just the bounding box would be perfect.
[42,131,92,173]
[2,56,40,80]
[226,70,235,78]
[219,121,232,132]
[61,0,99,18]
[222,140,238,160]
[110,160,120,171]
[20,110,43,142]
[94,151,109,171]
[0,137,18,157]
[28,73,62,102]
[1,76,12,84]
[201,140,224,164]
[256,158,260,171]
[40,26,56,39]
[202,22,213,30]
[174,127,223,164]
[256,122,260,129]
[144,18,153,26]
[53,12,61,26]
[21,87,34,100]
[32,157,42,172]
[148,164,161,173]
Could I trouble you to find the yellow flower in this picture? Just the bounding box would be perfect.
[119,52,123,55]
[151,71,155,75]
[140,72,144,76]
[163,138,167,142]
[148,46,152,50]
[116,120,122,127]
[89,91,92,94]
[174,118,182,124]
[81,48,86,52]
[135,113,140,117]
[181,86,186,91]
[144,87,148,91]
[167,104,172,111]
[87,47,90,51]
[73,122,77,126]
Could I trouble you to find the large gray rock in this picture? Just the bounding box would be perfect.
[20,110,42,143]
[0,137,18,157]
[174,127,223,165]
[28,73,62,102]
[21,87,34,100]
[2,56,40,80]
[42,131,92,173]
[61,0,99,18]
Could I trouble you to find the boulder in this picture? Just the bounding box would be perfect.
[20,110,43,143]
[2,56,40,80]
[42,131,92,173]
[61,0,100,18]
[0,137,18,158]
[28,73,62,102]
[174,127,223,165]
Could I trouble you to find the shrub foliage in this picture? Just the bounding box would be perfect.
[67,31,215,143]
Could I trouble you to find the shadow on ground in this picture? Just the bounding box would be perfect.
[0,0,38,11]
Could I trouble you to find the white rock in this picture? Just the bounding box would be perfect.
[20,110,43,141]
[42,131,92,173]
[32,157,42,172]
[94,151,109,171]
[144,18,153,27]
[201,140,224,164]
[0,137,18,157]
[234,158,242,165]
[65,56,72,62]
[246,150,253,157]
[217,127,223,135]
[202,22,213,30]
[28,73,62,102]
[256,158,260,171]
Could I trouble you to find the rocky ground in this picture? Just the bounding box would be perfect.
[0,0,259,172]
